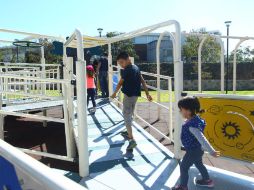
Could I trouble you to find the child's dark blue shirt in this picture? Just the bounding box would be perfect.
[181,115,206,150]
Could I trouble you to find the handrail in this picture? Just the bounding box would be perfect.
[184,92,254,100]
[0,139,87,190]
[141,71,173,80]
[0,74,69,84]
[0,62,61,67]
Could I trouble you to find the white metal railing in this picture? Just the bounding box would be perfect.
[0,63,62,105]
[0,139,87,190]
[111,65,174,143]
[0,73,75,162]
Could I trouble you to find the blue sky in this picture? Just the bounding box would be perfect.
[1,0,254,49]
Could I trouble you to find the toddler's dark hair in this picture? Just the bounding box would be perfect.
[178,96,204,116]
[116,51,129,61]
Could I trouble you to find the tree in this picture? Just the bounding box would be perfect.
[182,28,221,79]
[183,28,221,64]
[39,39,62,64]
[102,32,138,63]
[229,45,254,63]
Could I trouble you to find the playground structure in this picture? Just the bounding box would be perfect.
[0,20,253,189]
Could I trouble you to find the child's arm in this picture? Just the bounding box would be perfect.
[141,75,152,101]
[110,78,124,99]
[189,127,220,157]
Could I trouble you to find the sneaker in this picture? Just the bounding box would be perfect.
[92,107,96,112]
[127,140,137,150]
[172,186,188,190]
[195,179,214,188]
[121,131,129,139]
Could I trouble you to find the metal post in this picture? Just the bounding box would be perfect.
[233,39,247,93]
[224,21,232,93]
[198,36,207,93]
[74,29,89,177]
[168,77,173,143]
[64,56,76,158]
[171,21,183,160]
[108,43,113,96]
[226,27,229,94]
[41,46,46,95]
[43,110,47,127]
[156,36,161,120]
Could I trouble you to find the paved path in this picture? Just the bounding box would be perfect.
[79,99,254,190]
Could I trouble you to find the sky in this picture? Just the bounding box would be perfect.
[1,0,254,50]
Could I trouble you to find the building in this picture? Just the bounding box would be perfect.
[133,33,176,63]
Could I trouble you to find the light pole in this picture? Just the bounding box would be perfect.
[97,28,103,37]
[225,21,232,94]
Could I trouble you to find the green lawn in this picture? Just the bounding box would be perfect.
[137,90,254,103]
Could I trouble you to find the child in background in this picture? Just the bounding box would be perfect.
[172,97,220,190]
[86,65,96,112]
[111,52,152,150]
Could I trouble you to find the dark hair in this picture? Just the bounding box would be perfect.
[116,51,129,61]
[103,52,108,57]
[178,96,204,116]
[87,69,94,78]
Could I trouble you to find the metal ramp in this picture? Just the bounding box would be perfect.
[76,99,254,190]
[1,100,63,112]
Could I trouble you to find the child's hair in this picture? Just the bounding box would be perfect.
[178,96,205,116]
[116,51,129,61]
[103,52,108,57]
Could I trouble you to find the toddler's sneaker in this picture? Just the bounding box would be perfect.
[127,140,137,150]
[172,186,188,190]
[195,179,214,188]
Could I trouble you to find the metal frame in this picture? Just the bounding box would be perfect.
[64,29,89,177]
[197,35,225,93]
[0,139,87,190]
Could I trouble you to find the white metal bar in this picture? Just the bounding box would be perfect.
[1,62,60,67]
[172,21,183,160]
[0,28,63,41]
[198,35,224,93]
[0,91,60,99]
[73,29,89,177]
[156,31,175,120]
[108,43,113,96]
[63,57,76,159]
[168,78,173,142]
[185,93,254,100]
[0,74,69,84]
[0,110,64,123]
[0,140,87,190]
[19,148,74,162]
[233,39,248,93]
[141,71,172,80]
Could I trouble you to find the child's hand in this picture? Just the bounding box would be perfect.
[211,151,220,157]
[146,94,153,102]
[110,93,117,99]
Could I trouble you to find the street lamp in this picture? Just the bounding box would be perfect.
[97,28,103,37]
[224,20,232,94]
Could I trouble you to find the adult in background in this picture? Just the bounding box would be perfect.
[97,52,109,97]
